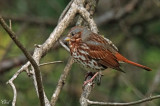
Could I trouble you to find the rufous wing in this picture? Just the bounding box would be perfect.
[87,44,124,72]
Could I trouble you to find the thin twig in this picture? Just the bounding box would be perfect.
[59,39,70,52]
[50,57,74,106]
[0,17,45,106]
[87,95,160,106]
[80,82,93,106]
[9,82,16,106]
[78,6,98,33]
[6,62,30,106]
[39,61,63,67]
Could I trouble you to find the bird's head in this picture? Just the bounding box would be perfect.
[64,26,92,43]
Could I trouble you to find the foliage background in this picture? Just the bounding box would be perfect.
[0,0,160,106]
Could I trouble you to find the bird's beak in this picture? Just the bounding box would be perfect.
[64,36,71,41]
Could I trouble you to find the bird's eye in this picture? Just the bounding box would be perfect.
[71,33,74,36]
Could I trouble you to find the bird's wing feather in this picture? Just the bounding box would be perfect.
[86,44,123,72]
[85,33,118,52]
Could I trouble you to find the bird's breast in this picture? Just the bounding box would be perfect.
[70,43,105,71]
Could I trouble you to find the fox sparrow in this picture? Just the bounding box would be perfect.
[65,26,152,84]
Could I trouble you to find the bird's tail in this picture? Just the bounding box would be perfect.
[115,53,152,71]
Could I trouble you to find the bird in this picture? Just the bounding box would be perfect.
[64,26,152,85]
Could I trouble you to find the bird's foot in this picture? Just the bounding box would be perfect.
[83,72,99,86]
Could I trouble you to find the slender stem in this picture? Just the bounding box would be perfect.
[0,17,45,106]
[50,57,74,106]
[87,95,160,106]
[39,61,63,67]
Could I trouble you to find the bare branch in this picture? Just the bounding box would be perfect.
[59,40,70,52]
[0,17,45,106]
[9,82,16,106]
[78,6,98,33]
[50,57,74,106]
[76,0,98,27]
[87,95,160,106]
[80,82,93,106]
[39,61,63,67]
[6,62,30,106]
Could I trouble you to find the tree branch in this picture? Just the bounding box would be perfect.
[39,61,63,67]
[0,17,45,106]
[6,62,30,106]
[78,6,98,33]
[80,82,93,106]
[50,57,74,106]
[59,40,70,52]
[87,95,160,106]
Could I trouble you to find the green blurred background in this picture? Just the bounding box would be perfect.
[0,0,160,106]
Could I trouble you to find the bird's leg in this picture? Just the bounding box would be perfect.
[96,71,104,86]
[83,72,99,86]
[84,72,94,81]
